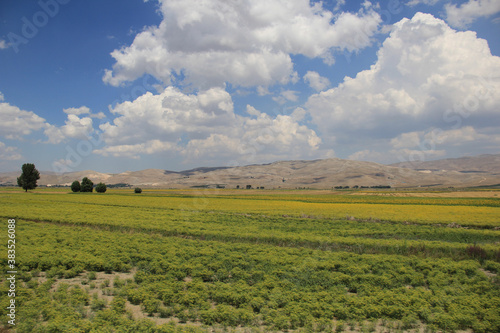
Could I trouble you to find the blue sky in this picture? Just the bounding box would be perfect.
[1,0,499,173]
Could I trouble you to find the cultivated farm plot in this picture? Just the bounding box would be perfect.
[0,188,499,332]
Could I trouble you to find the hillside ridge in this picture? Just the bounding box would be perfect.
[1,154,499,188]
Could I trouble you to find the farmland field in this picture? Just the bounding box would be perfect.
[1,188,499,332]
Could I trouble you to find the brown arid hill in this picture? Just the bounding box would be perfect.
[1,154,499,189]
[391,153,500,173]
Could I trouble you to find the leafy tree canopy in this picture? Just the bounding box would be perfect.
[71,180,81,192]
[81,177,94,193]
[95,182,107,193]
[17,163,40,192]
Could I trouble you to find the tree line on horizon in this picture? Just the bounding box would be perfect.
[16,163,107,193]
[71,178,107,193]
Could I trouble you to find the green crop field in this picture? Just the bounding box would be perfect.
[1,188,499,332]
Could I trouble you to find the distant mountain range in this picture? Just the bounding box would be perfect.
[391,154,500,173]
[1,154,499,189]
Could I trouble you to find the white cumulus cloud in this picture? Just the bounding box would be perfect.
[64,106,106,119]
[94,140,178,159]
[407,0,442,6]
[0,101,47,140]
[445,0,500,28]
[63,106,92,116]
[96,86,323,164]
[306,12,500,149]
[103,0,381,89]
[0,96,103,145]
[303,71,331,91]
[44,114,95,144]
[272,90,300,105]
[0,142,22,161]
[99,86,235,147]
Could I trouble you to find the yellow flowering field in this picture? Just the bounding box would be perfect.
[0,188,499,332]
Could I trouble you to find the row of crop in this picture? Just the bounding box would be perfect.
[88,189,500,208]
[3,194,500,247]
[0,278,205,333]
[206,193,500,207]
[3,220,499,332]
[13,221,494,285]
[2,192,500,227]
[2,197,499,261]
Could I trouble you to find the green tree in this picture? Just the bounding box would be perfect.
[17,163,40,192]
[71,180,81,192]
[135,187,142,194]
[81,177,94,192]
[95,182,107,193]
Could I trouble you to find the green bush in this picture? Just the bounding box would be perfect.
[81,177,93,192]
[127,289,145,305]
[46,266,64,278]
[95,182,107,193]
[143,297,161,315]
[484,260,500,273]
[111,297,127,314]
[63,268,80,279]
[91,297,107,311]
[113,277,125,288]
[159,306,174,318]
[135,187,142,193]
[71,180,80,192]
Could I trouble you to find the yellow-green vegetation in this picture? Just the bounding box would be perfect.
[0,188,499,332]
